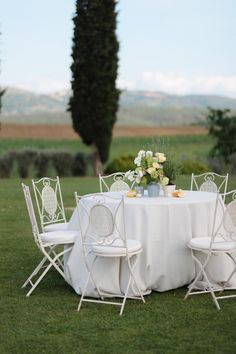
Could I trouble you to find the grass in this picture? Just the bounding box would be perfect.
[0,135,214,163]
[1,176,236,354]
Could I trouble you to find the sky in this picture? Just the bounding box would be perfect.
[1,0,236,97]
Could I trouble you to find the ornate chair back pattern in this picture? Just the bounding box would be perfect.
[32,176,66,230]
[76,193,125,248]
[99,172,134,192]
[191,172,229,201]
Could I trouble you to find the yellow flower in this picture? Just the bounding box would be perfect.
[155,152,166,163]
[161,176,169,186]
[153,162,160,169]
[147,167,155,175]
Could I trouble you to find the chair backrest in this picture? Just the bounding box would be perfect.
[22,183,41,248]
[99,172,134,192]
[75,193,126,249]
[190,172,228,201]
[222,189,236,239]
[32,176,66,231]
[208,189,236,246]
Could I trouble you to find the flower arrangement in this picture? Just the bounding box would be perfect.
[125,150,169,186]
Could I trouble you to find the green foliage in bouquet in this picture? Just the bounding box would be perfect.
[163,160,177,185]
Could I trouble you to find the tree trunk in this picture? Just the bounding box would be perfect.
[92,143,103,176]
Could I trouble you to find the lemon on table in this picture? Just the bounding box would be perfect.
[126,189,137,198]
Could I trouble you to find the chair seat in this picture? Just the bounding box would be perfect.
[188,236,236,252]
[40,230,79,246]
[92,239,142,257]
[44,222,69,232]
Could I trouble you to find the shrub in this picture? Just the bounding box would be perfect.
[0,152,15,178]
[207,107,236,163]
[105,154,136,174]
[71,152,88,176]
[15,149,37,178]
[51,151,73,177]
[207,156,228,175]
[229,153,236,174]
[180,159,209,175]
[34,151,52,178]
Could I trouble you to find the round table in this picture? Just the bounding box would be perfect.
[65,190,234,296]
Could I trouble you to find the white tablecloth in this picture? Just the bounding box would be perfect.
[65,190,236,296]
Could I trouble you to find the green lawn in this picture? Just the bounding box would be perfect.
[0,176,236,354]
[0,135,213,163]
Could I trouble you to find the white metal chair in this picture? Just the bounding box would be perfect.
[184,190,236,309]
[21,183,78,297]
[32,176,69,232]
[99,172,135,192]
[190,172,229,201]
[75,192,145,315]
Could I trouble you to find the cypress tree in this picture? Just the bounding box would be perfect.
[0,31,3,113]
[68,0,120,175]
[0,90,3,113]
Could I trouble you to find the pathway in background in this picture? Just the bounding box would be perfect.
[0,124,207,139]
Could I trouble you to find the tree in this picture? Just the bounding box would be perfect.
[0,88,5,113]
[207,107,236,163]
[68,0,120,175]
[0,30,5,116]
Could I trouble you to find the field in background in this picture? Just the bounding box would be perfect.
[0,123,207,139]
[0,135,213,167]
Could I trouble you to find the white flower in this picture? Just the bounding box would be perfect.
[134,156,141,166]
[146,150,153,157]
[138,150,146,157]
[125,170,135,182]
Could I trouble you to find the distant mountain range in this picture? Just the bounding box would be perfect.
[1,87,236,126]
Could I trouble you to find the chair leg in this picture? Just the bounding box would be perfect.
[120,254,145,316]
[184,250,210,300]
[24,246,73,297]
[120,274,132,316]
[43,246,73,281]
[184,250,220,310]
[22,256,47,288]
[26,262,54,297]
[127,255,145,303]
[52,249,64,270]
[218,253,236,295]
[78,258,96,312]
[201,266,220,310]
[84,255,104,300]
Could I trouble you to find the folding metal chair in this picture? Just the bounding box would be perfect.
[190,172,229,201]
[32,176,69,232]
[21,183,78,296]
[99,172,135,192]
[185,190,236,309]
[75,192,145,315]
